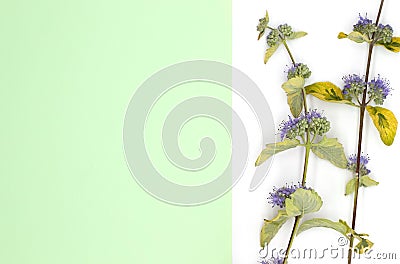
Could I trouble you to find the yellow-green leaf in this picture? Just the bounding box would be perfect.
[345,176,379,195]
[337,31,370,43]
[366,106,398,146]
[282,76,305,93]
[355,238,374,254]
[345,178,357,196]
[288,31,307,40]
[305,82,356,106]
[377,37,400,53]
[361,176,379,187]
[338,32,348,39]
[298,218,351,236]
[286,91,304,118]
[264,44,279,64]
[264,10,269,25]
[347,31,370,43]
[285,189,323,217]
[260,210,289,247]
[311,136,348,168]
[282,77,305,117]
[255,139,300,166]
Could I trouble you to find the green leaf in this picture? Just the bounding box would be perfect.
[355,238,374,254]
[297,218,351,236]
[361,176,379,187]
[264,10,269,25]
[337,31,370,43]
[285,189,323,217]
[378,37,400,53]
[347,31,370,43]
[366,106,398,146]
[281,77,305,117]
[255,139,300,166]
[260,210,289,247]
[305,82,356,106]
[345,176,379,195]
[264,44,280,64]
[288,31,307,40]
[345,178,357,196]
[311,136,348,168]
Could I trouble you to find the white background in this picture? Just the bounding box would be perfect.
[232,0,400,263]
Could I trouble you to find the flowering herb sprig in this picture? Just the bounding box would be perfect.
[254,10,361,264]
[297,0,399,263]
[255,1,398,263]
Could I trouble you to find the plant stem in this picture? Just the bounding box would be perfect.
[302,145,311,185]
[281,39,311,264]
[301,87,311,185]
[283,216,302,264]
[283,40,296,64]
[347,1,385,263]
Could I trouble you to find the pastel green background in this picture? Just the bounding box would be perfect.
[0,0,232,263]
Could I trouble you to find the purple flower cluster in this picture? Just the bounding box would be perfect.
[356,15,373,26]
[279,110,330,141]
[342,74,366,96]
[286,63,312,80]
[368,75,391,105]
[279,115,306,140]
[353,14,376,36]
[261,257,284,264]
[342,74,392,105]
[347,154,371,176]
[353,14,393,43]
[268,183,308,208]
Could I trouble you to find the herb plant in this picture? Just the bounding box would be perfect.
[254,1,399,263]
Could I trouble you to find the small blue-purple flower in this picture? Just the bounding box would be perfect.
[368,75,391,105]
[353,14,377,36]
[279,115,306,140]
[261,257,284,264]
[347,154,371,176]
[352,14,393,43]
[279,110,330,141]
[268,183,308,208]
[342,74,366,97]
[286,63,312,80]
